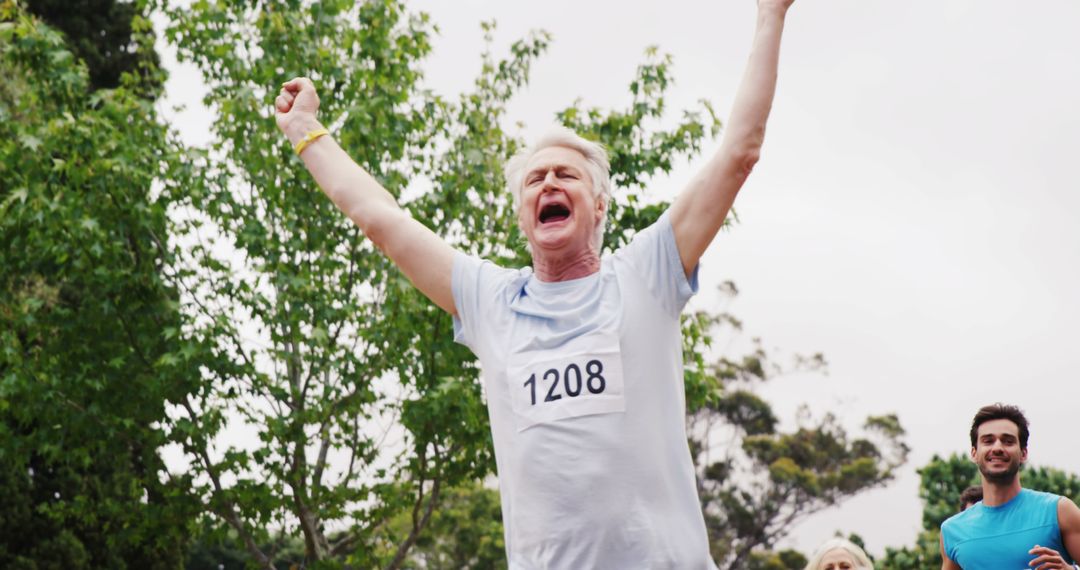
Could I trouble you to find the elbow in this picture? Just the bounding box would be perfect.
[361,213,386,249]
[356,203,404,254]
[741,147,762,173]
[724,125,765,176]
[328,187,401,247]
[729,145,761,179]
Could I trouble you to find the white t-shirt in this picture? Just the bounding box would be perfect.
[452,212,717,570]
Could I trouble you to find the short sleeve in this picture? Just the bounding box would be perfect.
[616,210,699,315]
[452,251,519,351]
[451,252,482,348]
[940,518,956,562]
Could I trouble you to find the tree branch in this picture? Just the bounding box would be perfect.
[181,398,273,569]
[386,479,442,570]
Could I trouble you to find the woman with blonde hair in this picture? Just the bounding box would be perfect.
[804,537,874,570]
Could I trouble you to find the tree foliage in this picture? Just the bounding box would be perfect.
[0,1,197,567]
[375,481,506,570]
[23,0,164,97]
[681,285,909,569]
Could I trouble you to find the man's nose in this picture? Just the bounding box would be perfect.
[541,170,559,190]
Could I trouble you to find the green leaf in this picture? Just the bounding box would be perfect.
[19,134,42,151]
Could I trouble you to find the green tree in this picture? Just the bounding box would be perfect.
[0,2,198,568]
[746,548,809,570]
[878,453,1080,570]
[23,0,164,97]
[184,523,305,570]
[675,284,909,569]
[376,481,506,570]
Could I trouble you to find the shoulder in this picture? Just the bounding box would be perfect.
[612,211,673,257]
[941,506,979,542]
[1057,495,1080,530]
[942,507,974,531]
[1012,489,1069,527]
[941,509,974,556]
[610,210,685,279]
[455,252,526,284]
[452,252,531,314]
[1023,488,1066,508]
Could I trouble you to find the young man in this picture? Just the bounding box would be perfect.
[275,1,796,567]
[940,404,1080,569]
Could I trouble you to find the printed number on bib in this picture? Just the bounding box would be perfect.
[506,333,625,431]
[523,359,606,406]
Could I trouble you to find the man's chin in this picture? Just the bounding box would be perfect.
[530,231,573,253]
[980,464,1020,485]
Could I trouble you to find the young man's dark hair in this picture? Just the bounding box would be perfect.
[969,403,1030,450]
[959,485,984,511]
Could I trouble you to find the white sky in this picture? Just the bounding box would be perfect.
[161,0,1080,557]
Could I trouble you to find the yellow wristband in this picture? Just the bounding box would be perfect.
[294,128,329,156]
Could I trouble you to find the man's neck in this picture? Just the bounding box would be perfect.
[531,248,601,282]
[981,477,1024,507]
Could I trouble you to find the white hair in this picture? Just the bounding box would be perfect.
[504,125,612,251]
[804,538,874,570]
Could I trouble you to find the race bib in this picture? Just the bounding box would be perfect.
[506,329,626,431]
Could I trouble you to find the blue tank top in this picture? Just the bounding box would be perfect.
[941,488,1072,569]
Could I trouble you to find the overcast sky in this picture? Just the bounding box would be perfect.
[161,0,1080,557]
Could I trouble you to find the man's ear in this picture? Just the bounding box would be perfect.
[970,447,978,462]
[1020,447,1029,464]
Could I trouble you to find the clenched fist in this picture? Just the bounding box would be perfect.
[275,77,322,145]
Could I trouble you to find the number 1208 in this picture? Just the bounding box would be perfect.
[523,359,606,406]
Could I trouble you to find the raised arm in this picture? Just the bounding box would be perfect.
[275,77,457,314]
[669,0,794,277]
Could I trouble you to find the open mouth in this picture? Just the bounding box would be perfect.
[539,203,571,224]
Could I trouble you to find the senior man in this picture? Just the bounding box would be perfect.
[275,1,796,567]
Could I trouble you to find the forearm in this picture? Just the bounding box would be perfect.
[283,117,400,231]
[273,78,458,314]
[720,5,788,163]
[668,4,790,275]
